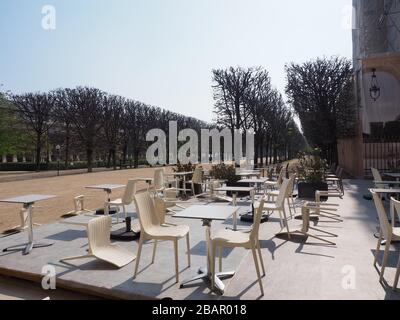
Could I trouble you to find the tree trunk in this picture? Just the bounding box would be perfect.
[259,136,264,166]
[112,149,117,170]
[134,150,139,168]
[64,125,70,169]
[107,150,112,168]
[35,132,41,172]
[254,136,259,167]
[122,144,128,164]
[87,148,93,173]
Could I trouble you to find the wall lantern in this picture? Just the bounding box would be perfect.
[369,68,381,102]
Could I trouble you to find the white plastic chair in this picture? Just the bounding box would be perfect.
[108,179,137,223]
[65,195,94,216]
[211,198,266,296]
[257,178,292,239]
[392,197,400,290]
[60,216,136,268]
[189,166,208,198]
[371,191,400,287]
[133,191,190,283]
[266,174,296,218]
[264,167,285,191]
[152,169,188,214]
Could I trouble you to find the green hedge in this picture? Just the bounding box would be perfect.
[0,160,150,171]
[0,161,104,171]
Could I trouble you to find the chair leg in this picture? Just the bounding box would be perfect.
[374,230,383,266]
[186,233,191,267]
[257,240,265,276]
[380,239,391,282]
[134,237,144,279]
[123,205,127,220]
[211,243,216,291]
[251,245,264,296]
[152,240,158,264]
[60,254,94,263]
[393,253,400,290]
[277,209,284,228]
[219,247,223,272]
[115,205,119,224]
[282,207,291,240]
[174,239,179,283]
[287,198,293,219]
[291,197,296,215]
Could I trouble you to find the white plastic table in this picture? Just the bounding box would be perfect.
[237,171,261,179]
[85,184,125,215]
[215,186,255,230]
[0,195,56,255]
[239,178,268,193]
[165,172,193,196]
[173,205,240,294]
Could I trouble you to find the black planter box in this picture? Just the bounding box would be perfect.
[297,182,328,201]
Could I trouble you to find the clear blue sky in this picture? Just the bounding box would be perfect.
[0,0,353,122]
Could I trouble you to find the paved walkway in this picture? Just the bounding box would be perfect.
[0,179,399,300]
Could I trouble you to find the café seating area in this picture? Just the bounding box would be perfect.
[1,164,400,300]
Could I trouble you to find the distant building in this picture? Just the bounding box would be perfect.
[338,0,400,177]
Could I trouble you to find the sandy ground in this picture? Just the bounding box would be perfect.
[0,167,174,234]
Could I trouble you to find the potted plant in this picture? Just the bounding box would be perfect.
[296,149,329,200]
[209,163,250,197]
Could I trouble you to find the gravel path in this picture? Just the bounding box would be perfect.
[0,167,173,233]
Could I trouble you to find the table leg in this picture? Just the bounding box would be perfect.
[179,219,235,294]
[183,176,187,196]
[232,193,237,230]
[3,203,53,255]
[104,190,111,215]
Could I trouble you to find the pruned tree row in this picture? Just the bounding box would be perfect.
[285,57,356,163]
[213,66,306,165]
[4,87,209,172]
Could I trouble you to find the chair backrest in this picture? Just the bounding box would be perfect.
[153,169,165,191]
[275,178,291,208]
[286,174,296,197]
[122,179,137,205]
[134,191,161,233]
[154,196,167,225]
[87,216,111,253]
[336,167,344,178]
[392,197,400,223]
[371,191,392,240]
[192,166,203,184]
[371,168,384,188]
[276,167,285,187]
[250,199,265,241]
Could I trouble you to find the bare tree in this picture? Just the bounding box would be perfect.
[64,87,105,173]
[285,56,355,163]
[12,92,56,171]
[213,67,255,132]
[102,94,125,169]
